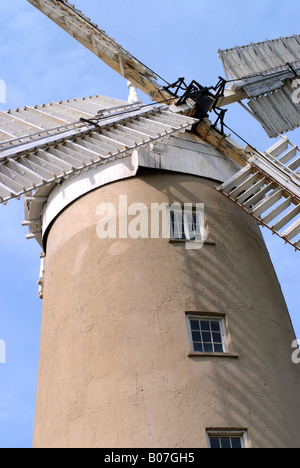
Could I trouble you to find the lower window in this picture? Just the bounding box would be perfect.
[207,430,248,449]
[187,314,227,354]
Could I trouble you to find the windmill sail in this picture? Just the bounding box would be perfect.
[217,137,300,250]
[219,35,300,81]
[0,97,198,206]
[26,0,173,103]
[219,35,300,137]
[6,1,299,252]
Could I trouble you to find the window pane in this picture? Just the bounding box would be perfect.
[171,213,185,240]
[203,343,213,352]
[185,213,199,241]
[202,331,212,343]
[210,321,221,332]
[209,438,220,449]
[193,342,203,352]
[212,332,222,343]
[190,320,200,331]
[231,438,242,449]
[220,437,231,449]
[190,215,197,240]
[200,321,210,331]
[192,331,201,342]
[214,343,224,353]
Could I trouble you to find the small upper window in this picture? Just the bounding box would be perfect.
[170,211,199,241]
[169,205,205,243]
[187,315,227,354]
[207,430,248,449]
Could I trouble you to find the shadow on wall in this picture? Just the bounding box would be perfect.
[141,168,300,448]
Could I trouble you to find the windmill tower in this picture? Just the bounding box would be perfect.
[1,0,300,448]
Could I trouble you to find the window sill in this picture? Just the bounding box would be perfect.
[169,239,216,245]
[188,352,239,359]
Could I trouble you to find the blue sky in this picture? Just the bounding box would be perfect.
[0,0,299,448]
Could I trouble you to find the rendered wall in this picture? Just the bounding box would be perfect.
[33,170,300,448]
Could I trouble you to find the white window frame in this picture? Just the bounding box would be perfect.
[186,314,228,354]
[206,430,249,449]
[168,204,206,243]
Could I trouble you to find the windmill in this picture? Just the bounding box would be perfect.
[1,0,300,448]
[1,2,299,250]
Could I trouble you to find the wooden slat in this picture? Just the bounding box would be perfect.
[219,34,300,80]
[0,105,198,204]
[217,161,300,251]
[26,0,174,103]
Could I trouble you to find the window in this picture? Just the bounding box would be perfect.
[187,315,227,354]
[170,211,199,241]
[169,204,205,243]
[207,430,248,449]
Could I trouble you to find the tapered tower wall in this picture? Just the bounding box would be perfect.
[33,167,300,448]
